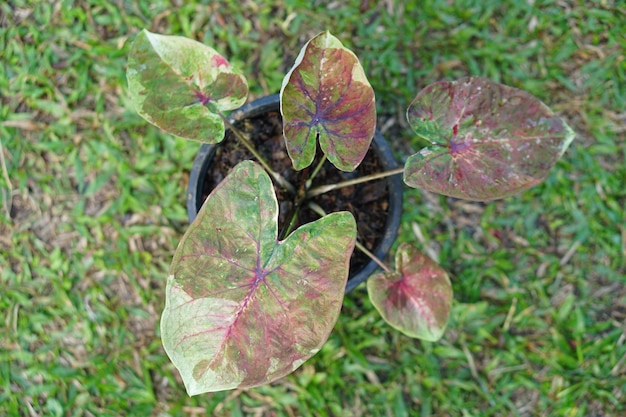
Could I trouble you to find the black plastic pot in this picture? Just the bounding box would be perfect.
[187,95,403,292]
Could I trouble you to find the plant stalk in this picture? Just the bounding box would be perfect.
[307,166,404,198]
[354,241,391,273]
[305,155,327,189]
[280,204,301,240]
[220,115,295,194]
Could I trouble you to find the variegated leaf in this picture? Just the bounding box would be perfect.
[404,77,575,201]
[368,243,452,341]
[127,29,248,142]
[280,31,376,172]
[161,161,357,395]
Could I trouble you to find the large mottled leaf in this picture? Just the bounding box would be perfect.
[367,243,452,341]
[127,29,248,142]
[404,77,575,201]
[161,160,356,395]
[280,31,376,172]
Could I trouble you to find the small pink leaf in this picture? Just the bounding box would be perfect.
[161,161,356,395]
[280,31,376,172]
[404,77,575,201]
[127,30,248,143]
[367,243,452,341]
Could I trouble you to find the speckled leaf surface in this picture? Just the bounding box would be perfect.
[404,77,575,201]
[161,161,356,395]
[127,29,248,142]
[367,243,452,341]
[280,31,376,172]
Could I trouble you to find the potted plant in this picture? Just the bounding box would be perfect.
[127,30,574,395]
[184,94,404,293]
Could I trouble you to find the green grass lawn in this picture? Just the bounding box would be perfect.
[1,0,625,416]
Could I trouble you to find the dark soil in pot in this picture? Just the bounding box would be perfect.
[188,95,402,292]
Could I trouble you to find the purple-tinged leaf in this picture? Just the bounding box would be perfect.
[127,29,248,143]
[404,77,575,201]
[367,243,452,341]
[161,160,356,395]
[280,31,376,172]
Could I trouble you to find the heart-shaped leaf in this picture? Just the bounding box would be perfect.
[127,29,248,143]
[367,243,452,341]
[161,160,356,395]
[404,77,575,201]
[280,31,376,172]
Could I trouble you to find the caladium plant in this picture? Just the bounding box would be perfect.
[127,29,575,395]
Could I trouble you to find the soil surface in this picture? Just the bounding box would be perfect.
[201,110,390,274]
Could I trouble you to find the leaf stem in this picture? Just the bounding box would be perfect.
[307,166,404,198]
[305,155,327,189]
[220,114,295,194]
[280,205,300,240]
[307,202,391,273]
[354,240,391,273]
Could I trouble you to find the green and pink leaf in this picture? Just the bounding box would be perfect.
[161,161,357,395]
[127,29,248,143]
[367,243,452,341]
[280,31,376,172]
[404,77,575,201]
